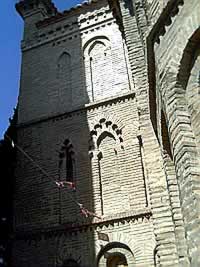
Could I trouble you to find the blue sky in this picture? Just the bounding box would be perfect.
[0,0,83,139]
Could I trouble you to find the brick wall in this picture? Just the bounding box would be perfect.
[12,216,155,267]
[13,1,155,266]
[114,1,181,266]
[17,0,133,124]
[15,96,148,228]
[148,0,200,264]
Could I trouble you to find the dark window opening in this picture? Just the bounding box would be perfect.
[59,139,75,183]
[66,149,74,182]
[107,252,128,267]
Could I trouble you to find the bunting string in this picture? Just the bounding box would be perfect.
[55,181,76,191]
[5,134,101,220]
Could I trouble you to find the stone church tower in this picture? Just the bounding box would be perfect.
[12,0,200,266]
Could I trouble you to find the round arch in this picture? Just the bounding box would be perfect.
[97,242,135,267]
[177,28,200,89]
[175,28,200,157]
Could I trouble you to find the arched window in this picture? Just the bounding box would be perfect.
[89,41,112,101]
[57,52,72,105]
[84,37,113,102]
[97,242,135,266]
[58,52,71,81]
[58,139,76,224]
[89,118,148,216]
[59,139,75,183]
[97,131,120,215]
[89,119,125,216]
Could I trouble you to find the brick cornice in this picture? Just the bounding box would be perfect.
[14,208,152,240]
[17,91,135,129]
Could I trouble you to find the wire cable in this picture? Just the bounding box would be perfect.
[5,134,101,219]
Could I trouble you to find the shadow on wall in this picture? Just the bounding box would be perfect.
[123,0,134,16]
[13,4,96,267]
[41,14,96,267]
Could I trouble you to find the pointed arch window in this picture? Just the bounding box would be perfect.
[84,37,113,102]
[89,119,125,216]
[59,139,75,183]
[58,139,76,224]
[90,118,148,215]
[57,52,72,105]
